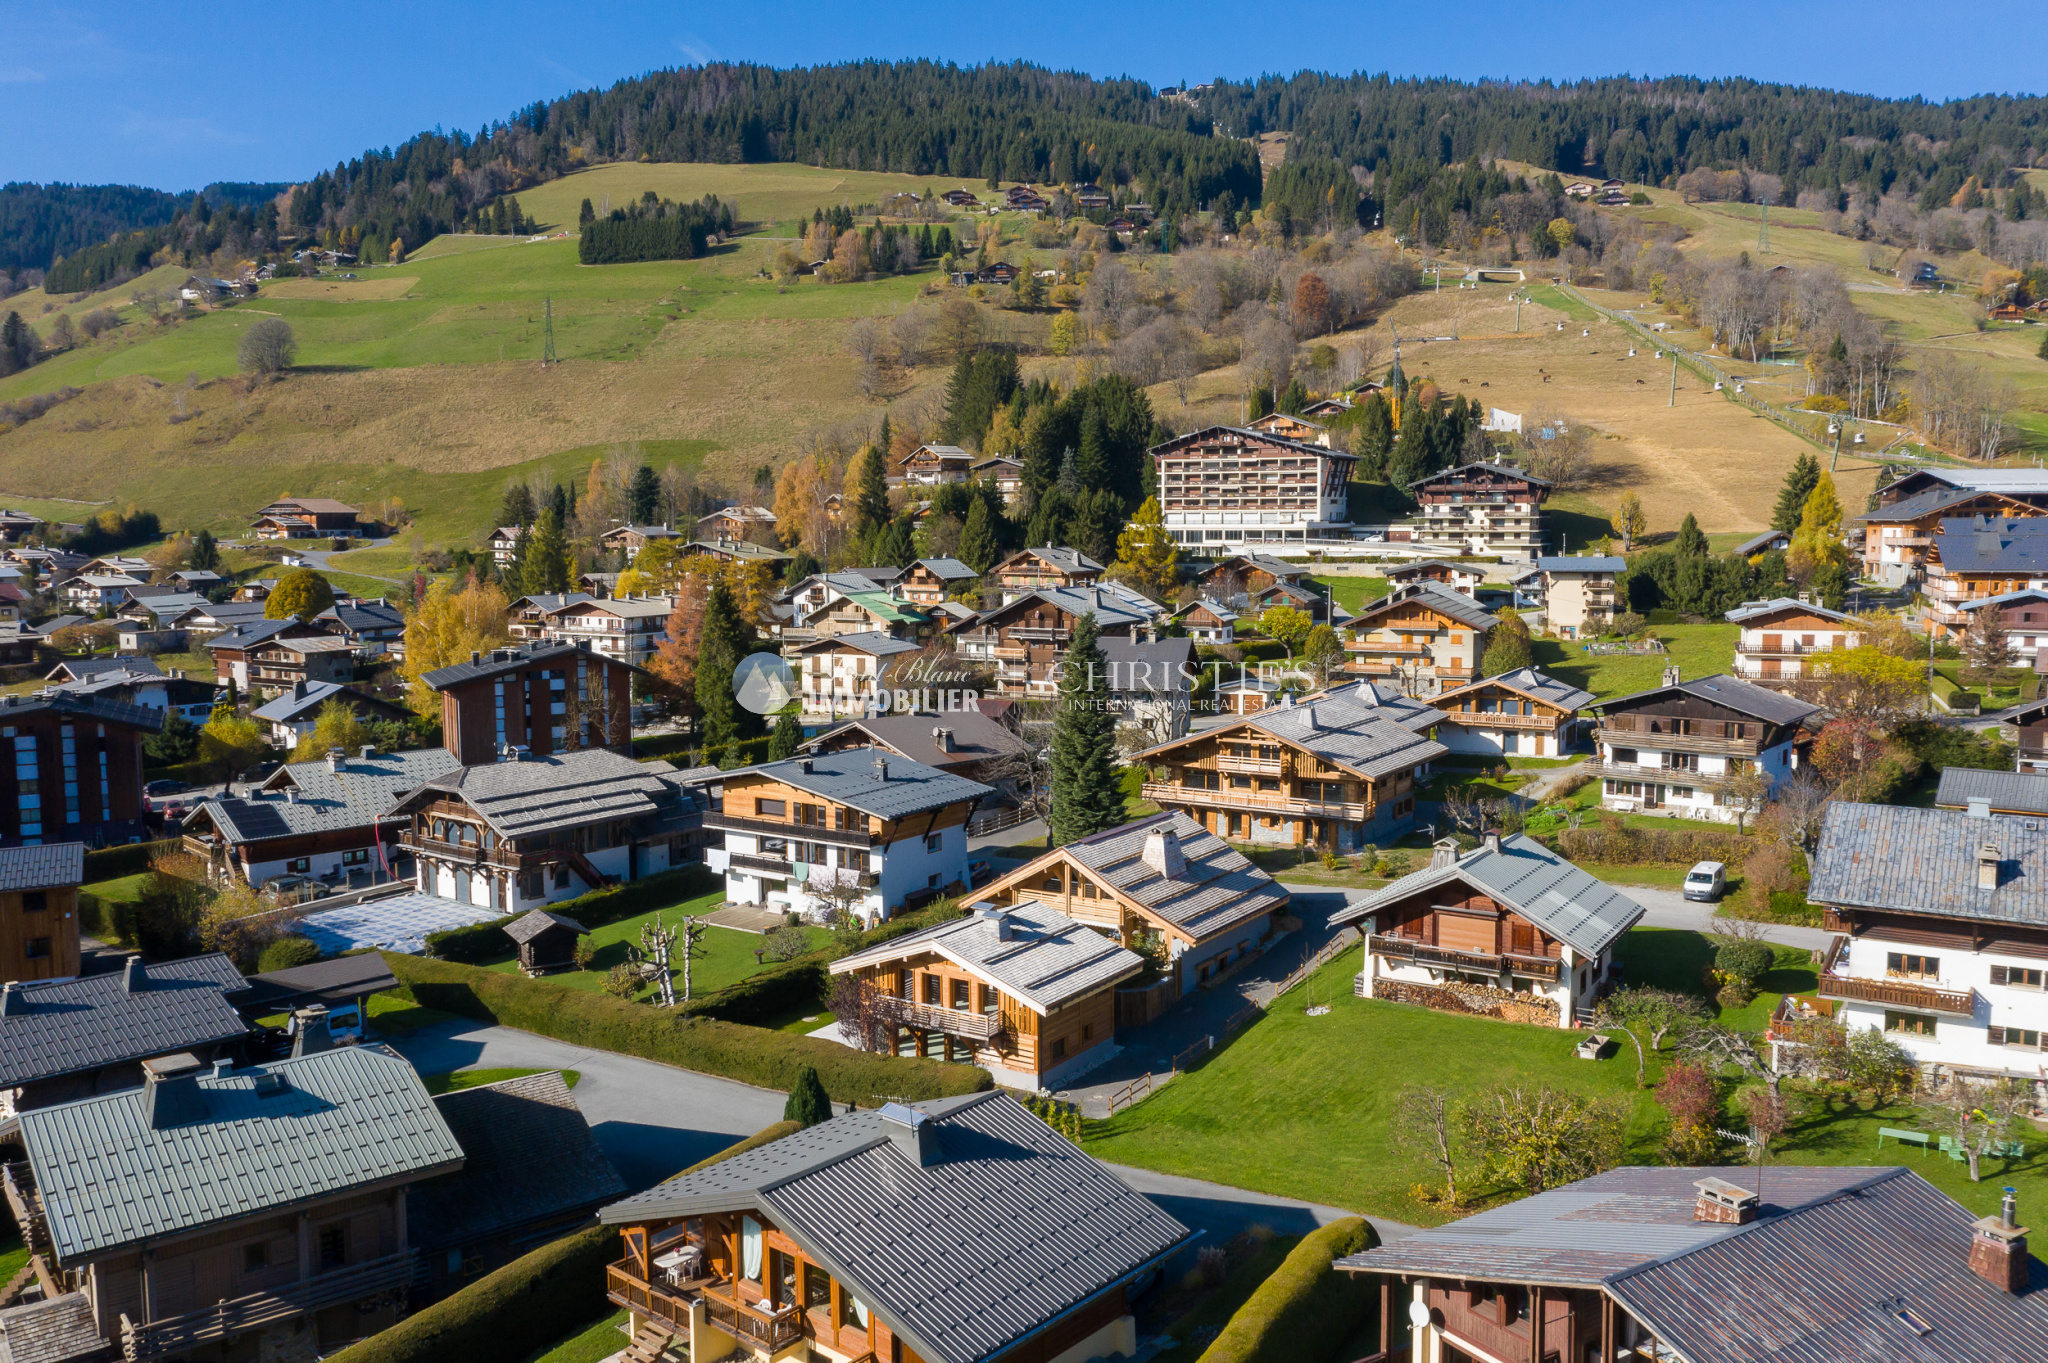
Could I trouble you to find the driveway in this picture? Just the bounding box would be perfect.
[1107,1162,1415,1249]
[1608,880,1834,953]
[295,535,400,581]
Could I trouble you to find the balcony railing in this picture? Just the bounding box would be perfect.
[606,1262,804,1354]
[990,645,1028,660]
[1215,754,1284,775]
[1369,933,1563,982]
[1008,626,1071,642]
[1815,974,1977,1018]
[1144,780,1368,822]
[729,853,793,878]
[121,1252,415,1360]
[873,994,1006,1041]
[1595,726,1763,758]
[705,812,878,848]
[1436,709,1560,730]
[1,1163,47,1258]
[1734,640,1839,656]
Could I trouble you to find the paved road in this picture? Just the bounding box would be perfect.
[1613,881,1834,953]
[294,535,401,582]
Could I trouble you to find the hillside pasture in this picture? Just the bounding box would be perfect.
[512,162,980,235]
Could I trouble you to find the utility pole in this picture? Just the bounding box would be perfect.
[1830,422,1844,473]
[1669,350,1679,407]
[542,295,557,367]
[1514,290,1524,332]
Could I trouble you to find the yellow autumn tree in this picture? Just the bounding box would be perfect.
[402,575,512,717]
[773,458,822,547]
[1788,470,1851,578]
[1112,496,1181,599]
[306,698,373,756]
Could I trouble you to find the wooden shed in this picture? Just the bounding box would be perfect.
[504,909,589,976]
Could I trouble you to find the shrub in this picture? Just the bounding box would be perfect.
[1195,1217,1376,1363]
[257,935,322,973]
[784,1066,832,1127]
[384,954,989,1105]
[1558,825,1749,867]
[76,892,137,946]
[1714,939,1773,986]
[82,839,178,882]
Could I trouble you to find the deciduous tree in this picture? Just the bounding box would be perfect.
[1463,1085,1627,1193]
[1482,611,1533,674]
[1112,496,1180,599]
[238,318,297,376]
[401,574,512,716]
[264,568,335,622]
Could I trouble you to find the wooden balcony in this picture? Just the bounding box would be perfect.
[121,1252,415,1360]
[1595,726,1763,758]
[1816,973,1976,1018]
[705,812,877,848]
[1008,626,1071,642]
[990,645,1028,660]
[606,1262,804,1354]
[1734,640,1838,656]
[1369,933,1563,982]
[1144,780,1368,822]
[874,994,1006,1042]
[1215,753,1284,775]
[729,852,793,878]
[1437,709,1561,730]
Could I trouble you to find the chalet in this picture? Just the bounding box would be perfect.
[420,640,639,764]
[2009,696,2048,774]
[953,587,1149,697]
[1174,598,1237,643]
[12,1047,463,1361]
[1923,515,2048,641]
[1340,582,1496,695]
[989,545,1104,602]
[1386,559,1486,596]
[595,1093,1191,1363]
[1734,527,1793,557]
[1532,554,1624,639]
[1725,596,1862,686]
[390,748,703,912]
[977,261,1023,284]
[0,509,44,543]
[1301,396,1353,417]
[895,557,978,605]
[233,577,282,603]
[1194,553,1310,602]
[316,598,407,659]
[1339,1166,2048,1363]
[1856,467,2048,586]
[243,632,359,697]
[0,690,161,849]
[831,901,1143,1086]
[248,679,411,750]
[805,709,1024,795]
[1099,634,1199,741]
[502,909,589,975]
[693,505,777,541]
[577,571,622,596]
[795,588,928,642]
[776,571,888,641]
[60,572,145,610]
[791,631,920,720]
[0,842,84,985]
[1992,301,2028,322]
[1246,410,1331,446]
[508,592,592,641]
[541,594,675,667]
[1935,766,2048,816]
[77,555,151,579]
[1215,675,1278,713]
[598,523,684,560]
[897,444,977,486]
[1136,680,1446,850]
[206,618,323,690]
[1590,670,1820,822]
[1072,183,1112,209]
[1406,462,1551,560]
[1430,667,1593,758]
[1337,831,1643,1027]
[980,811,1290,1005]
[489,525,524,567]
[1150,426,1357,548]
[970,456,1026,505]
[182,745,454,889]
[1956,589,2048,670]
[1565,181,1595,199]
[940,187,982,207]
[707,748,991,924]
[249,496,364,539]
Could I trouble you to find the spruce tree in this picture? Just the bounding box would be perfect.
[1674,513,1709,558]
[1770,452,1820,533]
[783,1065,832,1127]
[1355,394,1394,480]
[498,482,535,529]
[190,529,219,571]
[959,497,1000,573]
[1076,406,1110,488]
[696,579,758,765]
[1074,490,1122,566]
[1049,613,1127,845]
[854,445,892,538]
[769,707,803,760]
[1056,446,1083,498]
[523,508,571,594]
[1026,488,1070,549]
[628,465,661,524]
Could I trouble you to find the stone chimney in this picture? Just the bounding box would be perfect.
[326,748,344,774]
[1662,664,1681,687]
[1694,1176,1759,1225]
[1429,837,1460,870]
[1979,842,2001,891]
[123,956,147,993]
[1142,825,1187,880]
[141,1054,206,1130]
[1970,1189,2031,1293]
[933,726,955,753]
[879,1102,940,1167]
[1482,828,1503,856]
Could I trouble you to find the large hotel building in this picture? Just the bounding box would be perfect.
[1150,426,1358,548]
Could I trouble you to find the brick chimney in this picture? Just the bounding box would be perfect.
[1694,1176,1759,1225]
[1970,1189,2030,1292]
[1979,842,2001,890]
[1142,825,1187,880]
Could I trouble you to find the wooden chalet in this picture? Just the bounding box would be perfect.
[940,188,981,207]
[420,640,639,764]
[1193,553,1309,600]
[1922,514,2048,642]
[1725,596,1862,686]
[2009,697,2048,774]
[249,497,363,540]
[1590,671,1819,823]
[791,631,920,719]
[804,709,1023,792]
[968,456,1025,505]
[953,587,1148,697]
[598,523,683,560]
[503,909,589,976]
[1246,411,1331,446]
[895,558,978,606]
[0,843,84,985]
[796,588,928,642]
[1857,467,2048,587]
[1174,598,1237,643]
[1299,396,1353,417]
[988,546,1103,603]
[1340,583,1496,695]
[1136,681,1444,851]
[597,1094,1191,1363]
[1385,559,1485,596]
[897,444,976,486]
[1429,666,1593,759]
[243,632,358,698]
[693,506,777,541]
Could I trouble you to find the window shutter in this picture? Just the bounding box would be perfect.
[1992,965,2010,986]
[1990,1026,2008,1046]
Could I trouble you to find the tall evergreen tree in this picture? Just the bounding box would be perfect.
[854,445,892,538]
[769,707,803,759]
[959,497,1000,573]
[1049,613,1127,845]
[696,579,758,765]
[1674,513,1709,558]
[1026,488,1071,549]
[627,464,661,524]
[190,529,219,571]
[783,1065,832,1127]
[1075,407,1110,488]
[498,482,535,529]
[522,507,571,593]
[1353,393,1394,480]
[1770,452,1820,533]
[1073,490,1122,567]
[1056,446,1083,498]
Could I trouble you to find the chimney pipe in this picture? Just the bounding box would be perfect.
[360,745,375,760]
[1979,842,2001,891]
[0,982,18,1017]
[123,956,146,993]
[471,650,482,665]
[873,756,889,782]
[879,1102,940,1167]
[326,748,343,774]
[1970,1189,2031,1293]
[1142,825,1187,880]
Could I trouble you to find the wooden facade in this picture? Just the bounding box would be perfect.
[1137,721,1423,851]
[844,946,1117,1081]
[1429,676,1581,758]
[1194,555,1307,599]
[897,444,975,486]
[895,562,972,606]
[1728,603,1860,684]
[0,881,79,983]
[0,698,154,849]
[435,650,636,765]
[956,595,1140,697]
[1406,462,1549,559]
[1341,589,1490,694]
[989,548,1102,599]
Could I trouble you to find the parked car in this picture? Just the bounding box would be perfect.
[260,874,333,906]
[1683,861,1727,903]
[144,779,188,797]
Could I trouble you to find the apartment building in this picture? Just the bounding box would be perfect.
[1339,583,1496,696]
[1858,466,2048,586]
[1590,670,1819,822]
[1923,515,2048,643]
[789,631,919,721]
[1531,554,1622,639]
[542,593,675,667]
[1725,597,1861,686]
[1149,425,1357,548]
[0,690,160,849]
[988,546,1103,603]
[420,640,638,764]
[951,587,1149,697]
[1385,559,1486,596]
[1405,462,1551,560]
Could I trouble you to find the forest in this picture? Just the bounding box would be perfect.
[577,193,739,264]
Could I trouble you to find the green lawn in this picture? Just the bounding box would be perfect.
[0,1222,25,1292]
[475,888,830,1001]
[364,990,461,1035]
[523,1310,631,1363]
[1150,1229,1304,1363]
[420,1067,580,1096]
[1309,576,1391,616]
[1530,622,1740,700]
[81,872,151,904]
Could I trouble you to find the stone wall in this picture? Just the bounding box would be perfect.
[1375,976,1561,1027]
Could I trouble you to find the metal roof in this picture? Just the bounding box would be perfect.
[0,954,250,1090]
[1352,582,1498,633]
[794,630,920,658]
[1199,553,1308,581]
[1435,667,1593,714]
[1724,596,1858,625]
[318,600,404,633]
[295,893,504,956]
[911,558,979,581]
[21,1045,462,1262]
[1592,673,1821,727]
[1809,801,2048,927]
[1060,811,1290,942]
[391,748,682,839]
[831,900,1144,1013]
[420,640,640,689]
[1207,688,1449,780]
[0,842,84,892]
[735,747,993,821]
[204,619,301,652]
[1733,529,1793,555]
[599,1093,1192,1363]
[1335,832,1646,956]
[249,679,366,723]
[807,710,1019,771]
[1935,767,2048,816]
[1389,559,1488,578]
[995,546,1104,575]
[1409,460,1554,488]
[1097,636,1196,693]
[1856,484,1985,525]
[1534,555,1626,573]
[185,747,458,845]
[1933,515,2048,575]
[0,690,163,733]
[235,952,399,1013]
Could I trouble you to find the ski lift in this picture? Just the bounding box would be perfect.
[1581,328,1590,337]
[1853,432,1866,445]
[1735,383,1745,394]
[1628,348,1637,357]
[1713,381,1724,391]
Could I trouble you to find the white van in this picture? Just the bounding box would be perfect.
[1683,861,1727,903]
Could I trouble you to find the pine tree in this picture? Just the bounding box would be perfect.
[627,465,661,524]
[190,529,219,571]
[769,707,803,760]
[1354,393,1394,480]
[1074,490,1122,566]
[1482,611,1535,675]
[783,1065,832,1127]
[1674,513,1709,558]
[854,445,892,537]
[959,497,1000,573]
[1026,488,1070,549]
[696,579,758,765]
[2038,327,2048,361]
[523,507,572,594]
[1056,446,1082,497]
[498,482,535,529]
[1050,613,1127,844]
[579,198,595,228]
[1770,452,1820,533]
[1075,407,1109,487]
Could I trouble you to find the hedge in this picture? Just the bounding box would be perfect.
[1555,825,1753,867]
[383,954,990,1105]
[1196,1217,1376,1363]
[423,866,724,963]
[327,1121,802,1363]
[77,892,138,946]
[82,839,178,882]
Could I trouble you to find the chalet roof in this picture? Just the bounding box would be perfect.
[1199,553,1308,581]
[1592,673,1820,727]
[504,909,588,944]
[1934,767,2048,817]
[1058,810,1289,941]
[264,497,359,515]
[249,680,391,725]
[1733,529,1793,555]
[0,1290,107,1363]
[46,655,162,684]
[684,539,793,563]
[186,747,457,845]
[391,749,682,839]
[234,952,399,1014]
[1534,554,1626,574]
[1201,687,1448,778]
[910,557,978,582]
[897,443,975,467]
[511,592,594,615]
[294,893,503,956]
[318,600,405,633]
[1725,596,1858,626]
[1388,559,1485,578]
[1146,424,1356,464]
[0,842,84,892]
[731,747,992,822]
[831,901,1143,1012]
[807,710,1017,770]
[169,601,267,629]
[254,634,358,656]
[1341,1166,2048,1362]
[420,639,643,689]
[51,668,169,702]
[601,523,682,541]
[410,1070,624,1252]
[204,619,303,653]
[20,1046,463,1263]
[1857,484,1986,525]
[1933,515,2048,575]
[836,591,927,625]
[0,691,162,734]
[1334,832,1645,956]
[1958,587,2048,614]
[792,630,920,658]
[985,586,1150,632]
[1350,582,1496,634]
[1809,801,2048,927]
[969,456,1023,472]
[1174,598,1238,623]
[1097,635,1197,692]
[1436,667,1594,714]
[0,953,250,1092]
[1286,678,1438,731]
[556,594,675,620]
[598,1092,1192,1363]
[118,592,207,619]
[996,546,1104,576]
[1407,460,1554,489]
[1909,467,2048,494]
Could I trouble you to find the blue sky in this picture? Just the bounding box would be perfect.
[6,1,2046,190]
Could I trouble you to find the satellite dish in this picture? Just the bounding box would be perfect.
[1409,1300,1432,1329]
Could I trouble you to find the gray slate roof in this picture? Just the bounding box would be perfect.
[808,710,1019,770]
[1734,529,1792,555]
[1935,766,2048,816]
[187,747,458,845]
[1933,515,2048,575]
[249,679,366,724]
[0,954,251,1090]
[235,952,399,1013]
[1063,811,1290,942]
[409,1070,624,1251]
[1389,559,1486,578]
[1201,553,1307,581]
[993,586,1151,632]
[0,842,84,893]
[911,557,979,581]
[318,600,405,633]
[1354,581,1497,633]
[1437,666,1594,714]
[1097,635,1196,693]
[794,630,920,659]
[1593,673,1821,727]
[0,1291,109,1363]
[504,909,588,944]
[1725,596,1857,625]
[1297,678,1442,732]
[1000,546,1103,575]
[1217,688,1449,780]
[20,1046,464,1263]
[1535,554,1626,574]
[1335,832,1645,956]
[393,749,679,838]
[205,619,300,652]
[0,691,162,733]
[47,656,161,683]
[599,1092,1191,1363]
[420,639,641,689]
[1809,801,2048,927]
[736,747,993,821]
[832,901,1143,1011]
[1342,1166,2048,1362]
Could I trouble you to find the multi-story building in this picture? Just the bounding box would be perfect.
[0,842,84,983]
[1405,462,1550,559]
[1857,466,2048,586]
[1339,583,1496,696]
[1589,670,1819,822]
[249,679,412,750]
[893,557,978,605]
[789,631,919,721]
[969,455,1025,504]
[1430,667,1592,758]
[315,598,408,661]
[489,525,523,567]
[249,495,364,539]
[1922,515,2048,642]
[0,509,44,543]
[952,587,1149,698]
[1339,1166,2048,1363]
[1336,829,1643,1028]
[420,640,638,764]
[989,546,1103,603]
[1532,554,1623,639]
[1385,559,1486,596]
[1136,681,1444,851]
[541,593,675,667]
[1245,410,1331,445]
[2008,697,2048,774]
[595,1094,1191,1363]
[1150,425,1356,548]
[1726,596,1861,686]
[60,572,145,610]
[795,587,928,641]
[707,748,991,924]
[597,523,683,560]
[678,537,791,575]
[1174,598,1237,642]
[508,591,592,641]
[0,691,160,848]
[205,619,321,690]
[243,632,359,698]
[896,443,977,486]
[693,505,777,541]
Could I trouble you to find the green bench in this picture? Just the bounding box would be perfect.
[1877,1127,1931,1152]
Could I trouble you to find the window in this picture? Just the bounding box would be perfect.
[1050,1036,1067,1059]
[924,832,944,853]
[951,978,971,1011]
[1885,1010,1936,1037]
[23,939,49,960]
[755,798,786,817]
[342,849,368,866]
[835,808,869,833]
[1082,1023,1094,1042]
[923,973,942,1005]
[1887,952,1940,981]
[1991,965,2046,989]
[928,873,942,889]
[1228,774,1251,789]
[318,1226,347,1270]
[980,983,999,1015]
[243,1242,268,1273]
[1992,1027,2044,1050]
[286,858,310,874]
[20,891,44,913]
[805,1263,832,1311]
